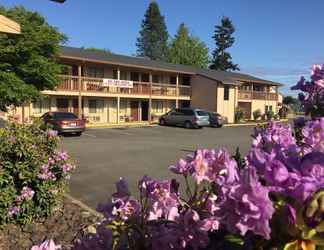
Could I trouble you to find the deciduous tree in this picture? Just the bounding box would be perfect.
[0,6,66,111]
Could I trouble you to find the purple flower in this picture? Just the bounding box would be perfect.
[217,167,275,239]
[8,206,20,216]
[285,204,297,225]
[302,118,324,153]
[54,151,69,161]
[16,186,35,202]
[139,176,180,221]
[38,165,56,181]
[31,239,61,250]
[47,129,58,138]
[62,163,75,174]
[112,177,130,199]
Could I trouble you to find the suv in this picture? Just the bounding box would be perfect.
[159,108,210,129]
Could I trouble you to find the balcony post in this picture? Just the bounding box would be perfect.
[117,96,120,124]
[78,65,82,119]
[149,73,152,123]
[117,67,121,124]
[176,75,179,108]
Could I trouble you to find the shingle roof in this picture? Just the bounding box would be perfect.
[59,46,283,86]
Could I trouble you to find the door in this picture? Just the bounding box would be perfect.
[56,98,69,112]
[141,101,149,121]
[130,101,139,121]
[238,102,252,119]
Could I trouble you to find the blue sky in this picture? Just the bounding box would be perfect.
[2,0,324,95]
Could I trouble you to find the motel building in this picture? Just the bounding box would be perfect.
[5,46,283,125]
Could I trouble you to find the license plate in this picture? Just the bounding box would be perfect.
[70,122,77,126]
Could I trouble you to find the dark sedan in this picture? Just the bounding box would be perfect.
[207,112,226,128]
[41,112,85,136]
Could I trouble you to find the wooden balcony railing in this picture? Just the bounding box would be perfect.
[238,90,278,101]
[56,75,191,98]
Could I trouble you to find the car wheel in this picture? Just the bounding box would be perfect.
[184,121,193,129]
[159,119,166,126]
[217,124,223,128]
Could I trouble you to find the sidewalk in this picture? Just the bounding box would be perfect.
[224,119,289,127]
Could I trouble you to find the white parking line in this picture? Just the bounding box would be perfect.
[82,133,97,138]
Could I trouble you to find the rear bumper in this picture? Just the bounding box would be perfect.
[195,120,210,127]
[58,127,85,133]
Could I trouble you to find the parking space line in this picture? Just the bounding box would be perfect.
[83,133,97,138]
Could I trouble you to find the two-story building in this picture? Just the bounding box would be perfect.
[9,46,283,124]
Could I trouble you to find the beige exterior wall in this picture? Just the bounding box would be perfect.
[190,75,217,111]
[250,100,278,119]
[216,85,236,123]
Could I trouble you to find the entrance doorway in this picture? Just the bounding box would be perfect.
[238,102,252,120]
[141,101,149,121]
[130,101,139,121]
[56,98,69,112]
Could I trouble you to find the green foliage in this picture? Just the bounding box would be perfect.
[167,23,209,68]
[0,121,74,226]
[266,110,274,120]
[283,96,298,106]
[82,47,112,54]
[136,1,168,60]
[210,17,239,71]
[253,109,262,121]
[0,5,67,111]
[234,108,244,123]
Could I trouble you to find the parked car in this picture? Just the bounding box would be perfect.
[159,108,210,128]
[206,112,226,128]
[41,112,85,136]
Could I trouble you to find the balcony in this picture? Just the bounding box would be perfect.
[55,75,191,98]
[238,90,278,101]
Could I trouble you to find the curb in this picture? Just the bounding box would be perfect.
[64,193,103,219]
[86,123,158,129]
[224,119,289,127]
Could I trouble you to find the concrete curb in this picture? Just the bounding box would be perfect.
[86,123,157,129]
[224,119,289,127]
[64,193,103,219]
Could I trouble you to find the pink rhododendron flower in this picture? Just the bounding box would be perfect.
[31,239,61,250]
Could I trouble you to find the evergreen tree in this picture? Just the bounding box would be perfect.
[210,17,239,71]
[0,6,66,111]
[167,23,209,68]
[136,1,168,60]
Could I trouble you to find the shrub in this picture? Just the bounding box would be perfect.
[265,110,274,120]
[252,109,262,120]
[0,121,75,226]
[234,108,244,123]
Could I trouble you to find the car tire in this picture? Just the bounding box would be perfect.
[217,124,223,128]
[159,119,166,126]
[184,121,193,129]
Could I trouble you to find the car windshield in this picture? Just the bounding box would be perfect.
[196,110,209,116]
[53,112,77,120]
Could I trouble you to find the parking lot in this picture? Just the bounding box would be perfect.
[62,125,254,208]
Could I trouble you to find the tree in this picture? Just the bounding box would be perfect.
[136,1,168,60]
[167,23,209,68]
[83,47,112,54]
[283,96,298,106]
[210,17,239,71]
[0,6,66,111]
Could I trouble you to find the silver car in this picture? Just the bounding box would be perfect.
[159,108,210,129]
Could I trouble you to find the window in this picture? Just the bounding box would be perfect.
[265,105,273,113]
[120,71,128,80]
[170,76,177,84]
[113,69,118,79]
[182,76,191,85]
[153,101,163,113]
[224,86,230,100]
[87,67,104,78]
[141,73,149,82]
[32,98,50,114]
[152,75,159,83]
[196,110,208,116]
[89,99,103,113]
[253,85,265,92]
[130,72,139,81]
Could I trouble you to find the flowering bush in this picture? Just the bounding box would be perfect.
[33,65,323,249]
[69,120,323,250]
[253,109,262,120]
[0,121,75,226]
[292,64,324,117]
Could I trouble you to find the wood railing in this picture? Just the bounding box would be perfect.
[238,90,278,101]
[56,75,191,98]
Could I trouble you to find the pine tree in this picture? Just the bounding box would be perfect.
[167,23,209,68]
[210,17,239,71]
[136,1,168,61]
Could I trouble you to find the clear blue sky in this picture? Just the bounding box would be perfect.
[2,0,324,95]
